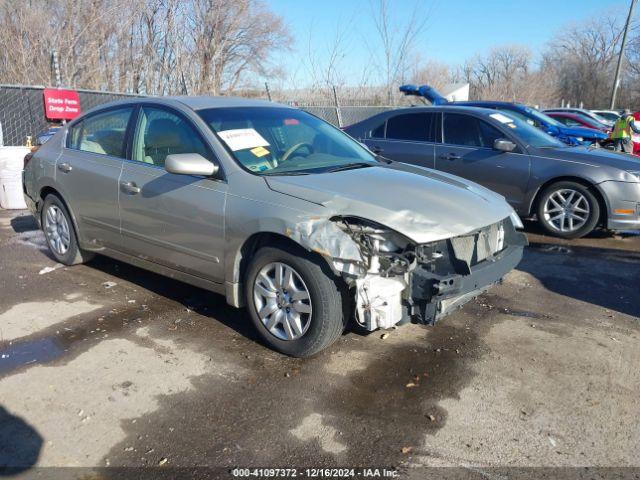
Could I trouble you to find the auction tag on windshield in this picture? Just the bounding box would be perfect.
[490,113,515,124]
[250,146,270,157]
[217,128,269,151]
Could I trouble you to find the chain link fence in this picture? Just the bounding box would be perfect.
[0,85,395,146]
[0,85,142,146]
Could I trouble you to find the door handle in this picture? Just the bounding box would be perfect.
[439,153,461,161]
[120,181,141,195]
[57,162,72,173]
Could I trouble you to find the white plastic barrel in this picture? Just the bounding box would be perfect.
[0,146,30,209]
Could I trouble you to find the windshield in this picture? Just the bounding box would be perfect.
[594,111,619,122]
[572,112,604,128]
[498,107,562,128]
[198,107,377,175]
[523,107,564,128]
[588,111,613,124]
[488,112,565,148]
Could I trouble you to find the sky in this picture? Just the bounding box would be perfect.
[266,0,637,88]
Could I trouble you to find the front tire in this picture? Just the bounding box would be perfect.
[537,181,600,239]
[41,194,94,265]
[245,246,346,357]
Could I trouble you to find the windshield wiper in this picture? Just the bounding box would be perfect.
[375,154,393,164]
[324,162,374,173]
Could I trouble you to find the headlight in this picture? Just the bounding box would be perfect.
[509,210,524,229]
[334,217,410,253]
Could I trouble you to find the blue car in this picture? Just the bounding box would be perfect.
[399,84,608,146]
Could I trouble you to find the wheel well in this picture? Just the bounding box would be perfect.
[237,232,313,284]
[531,176,608,226]
[40,186,59,203]
[38,186,81,233]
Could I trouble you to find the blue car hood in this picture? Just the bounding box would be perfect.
[554,125,607,139]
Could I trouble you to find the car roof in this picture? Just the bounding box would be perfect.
[453,100,526,108]
[166,95,290,110]
[79,95,292,116]
[383,105,502,116]
[544,107,587,112]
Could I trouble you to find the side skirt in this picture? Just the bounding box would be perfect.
[97,247,228,298]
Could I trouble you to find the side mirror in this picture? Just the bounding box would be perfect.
[165,153,219,176]
[493,139,517,153]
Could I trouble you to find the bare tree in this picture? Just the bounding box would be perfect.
[543,14,625,108]
[0,0,290,96]
[185,0,291,95]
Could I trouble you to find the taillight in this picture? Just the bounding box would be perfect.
[24,153,33,169]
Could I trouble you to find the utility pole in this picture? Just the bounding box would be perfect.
[610,0,637,109]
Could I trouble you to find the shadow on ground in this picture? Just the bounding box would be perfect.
[0,406,43,475]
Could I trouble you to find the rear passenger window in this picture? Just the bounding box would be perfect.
[386,113,432,141]
[67,108,133,158]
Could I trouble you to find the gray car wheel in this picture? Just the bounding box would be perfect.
[537,181,600,239]
[41,194,94,265]
[245,245,346,357]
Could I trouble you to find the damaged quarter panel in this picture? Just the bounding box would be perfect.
[223,170,367,307]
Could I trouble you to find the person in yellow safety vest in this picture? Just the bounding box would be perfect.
[611,109,640,153]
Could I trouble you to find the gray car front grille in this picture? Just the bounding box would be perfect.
[451,220,506,266]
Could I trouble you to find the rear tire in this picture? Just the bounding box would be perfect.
[536,181,600,239]
[244,246,346,357]
[41,194,94,265]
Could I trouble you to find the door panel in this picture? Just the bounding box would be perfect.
[435,145,529,207]
[436,113,530,208]
[56,107,133,248]
[365,138,435,168]
[118,163,227,281]
[118,105,227,282]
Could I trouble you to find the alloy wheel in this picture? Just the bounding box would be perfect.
[252,262,312,341]
[543,188,590,233]
[44,205,71,255]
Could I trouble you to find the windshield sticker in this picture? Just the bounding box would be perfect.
[284,118,300,125]
[490,113,515,124]
[250,146,270,157]
[217,128,269,151]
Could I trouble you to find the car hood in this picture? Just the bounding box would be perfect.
[264,163,515,244]
[555,125,607,139]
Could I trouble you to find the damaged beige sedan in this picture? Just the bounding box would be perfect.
[23,97,527,356]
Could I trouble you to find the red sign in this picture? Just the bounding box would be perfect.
[43,88,81,120]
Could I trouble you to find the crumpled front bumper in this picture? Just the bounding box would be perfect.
[406,222,527,325]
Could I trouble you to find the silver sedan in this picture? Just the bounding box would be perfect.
[23,97,526,356]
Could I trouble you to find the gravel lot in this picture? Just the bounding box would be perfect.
[0,209,639,479]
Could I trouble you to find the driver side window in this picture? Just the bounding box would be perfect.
[133,107,210,167]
